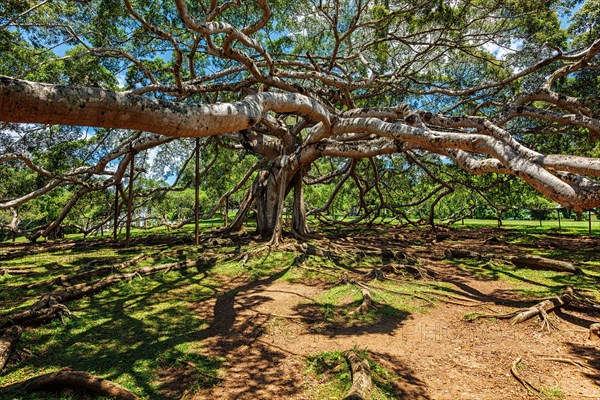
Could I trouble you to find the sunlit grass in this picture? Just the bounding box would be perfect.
[305,349,405,400]
[454,218,600,236]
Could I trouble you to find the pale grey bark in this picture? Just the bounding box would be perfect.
[1,8,600,240]
[0,77,332,138]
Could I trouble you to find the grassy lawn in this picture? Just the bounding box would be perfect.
[1,219,599,399]
[454,218,600,236]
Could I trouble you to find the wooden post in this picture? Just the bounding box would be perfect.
[194,137,200,246]
[589,210,592,235]
[113,185,119,240]
[125,151,135,247]
[557,208,561,230]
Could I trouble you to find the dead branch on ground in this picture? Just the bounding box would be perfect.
[0,325,22,372]
[343,350,372,400]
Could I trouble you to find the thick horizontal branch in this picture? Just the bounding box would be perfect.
[0,77,332,138]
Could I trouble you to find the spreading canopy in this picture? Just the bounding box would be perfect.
[0,0,599,240]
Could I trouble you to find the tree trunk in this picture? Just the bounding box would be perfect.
[255,169,281,239]
[226,180,258,233]
[291,170,310,237]
[228,163,310,242]
[224,197,229,226]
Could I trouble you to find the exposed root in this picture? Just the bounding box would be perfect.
[540,357,591,370]
[444,248,488,260]
[1,368,139,400]
[357,281,435,306]
[0,297,75,329]
[510,356,541,396]
[343,351,372,400]
[358,280,479,307]
[381,264,434,280]
[302,243,329,257]
[509,255,582,275]
[467,288,573,330]
[511,287,573,330]
[418,290,482,307]
[350,287,376,316]
[445,248,582,275]
[16,253,149,290]
[589,323,600,340]
[466,310,522,321]
[291,228,322,241]
[0,269,33,276]
[244,239,298,258]
[1,258,212,329]
[296,264,340,278]
[364,268,385,281]
[0,325,22,372]
[381,248,409,263]
[484,236,506,245]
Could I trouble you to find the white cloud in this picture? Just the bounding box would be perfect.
[483,39,523,60]
[116,72,127,88]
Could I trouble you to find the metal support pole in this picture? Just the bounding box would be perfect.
[194,137,200,246]
[125,151,135,247]
[113,185,119,240]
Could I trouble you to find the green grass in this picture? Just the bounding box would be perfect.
[446,256,600,301]
[540,387,565,400]
[2,221,598,399]
[0,218,313,399]
[454,218,600,236]
[0,258,224,398]
[305,349,405,399]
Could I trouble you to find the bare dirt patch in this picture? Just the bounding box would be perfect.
[192,228,600,399]
[2,227,598,399]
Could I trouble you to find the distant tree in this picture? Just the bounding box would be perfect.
[0,0,599,243]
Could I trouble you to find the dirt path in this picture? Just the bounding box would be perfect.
[192,273,600,399]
